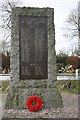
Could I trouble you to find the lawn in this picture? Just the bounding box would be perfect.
[57,80,79,94]
[0,80,79,94]
[0,80,10,92]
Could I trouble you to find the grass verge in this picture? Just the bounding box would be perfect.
[0,80,80,94]
[57,80,79,94]
[0,80,10,92]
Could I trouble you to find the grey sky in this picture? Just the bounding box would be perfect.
[0,0,79,53]
[21,0,78,54]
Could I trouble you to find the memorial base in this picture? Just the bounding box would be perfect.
[5,81,63,109]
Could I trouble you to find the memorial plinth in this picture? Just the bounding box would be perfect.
[5,7,63,109]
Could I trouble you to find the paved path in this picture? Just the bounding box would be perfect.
[60,92,78,118]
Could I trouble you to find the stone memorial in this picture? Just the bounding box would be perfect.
[5,7,62,109]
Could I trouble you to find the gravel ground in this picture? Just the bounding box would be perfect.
[1,92,79,118]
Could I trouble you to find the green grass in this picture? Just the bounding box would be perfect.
[0,80,10,92]
[57,80,79,94]
[0,80,80,94]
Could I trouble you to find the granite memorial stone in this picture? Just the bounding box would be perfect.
[5,7,63,109]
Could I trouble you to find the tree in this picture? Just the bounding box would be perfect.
[0,52,10,71]
[63,8,78,40]
[74,46,78,55]
[56,51,68,72]
[0,0,22,30]
[56,52,68,66]
[68,43,78,56]
[0,0,22,52]
[1,40,10,54]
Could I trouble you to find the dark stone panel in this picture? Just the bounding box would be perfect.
[19,16,48,79]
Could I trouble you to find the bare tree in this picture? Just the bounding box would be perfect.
[63,8,78,40]
[0,0,22,52]
[0,0,22,30]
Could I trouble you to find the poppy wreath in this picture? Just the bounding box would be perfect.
[26,95,43,112]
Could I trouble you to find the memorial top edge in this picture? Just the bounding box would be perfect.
[11,7,54,18]
[11,7,54,12]
[12,7,54,9]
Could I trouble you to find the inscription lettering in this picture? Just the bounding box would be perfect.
[19,16,48,79]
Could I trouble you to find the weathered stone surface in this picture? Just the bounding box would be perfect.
[5,87,62,109]
[5,7,63,109]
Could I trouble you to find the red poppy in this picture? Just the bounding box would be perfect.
[26,95,43,112]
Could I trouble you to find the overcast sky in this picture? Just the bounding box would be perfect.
[20,0,79,54]
[22,0,79,52]
[0,0,79,54]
